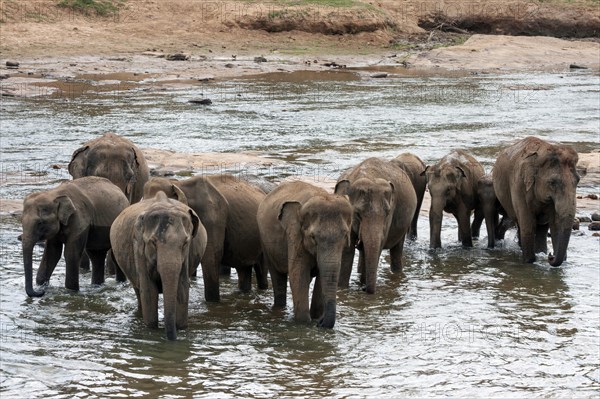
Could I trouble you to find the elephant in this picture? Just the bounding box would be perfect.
[493,136,580,266]
[477,174,513,248]
[390,152,427,240]
[69,133,150,204]
[110,191,207,340]
[143,173,267,302]
[335,157,417,294]
[257,181,353,328]
[423,150,485,249]
[21,176,129,297]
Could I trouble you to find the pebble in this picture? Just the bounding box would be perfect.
[188,98,212,105]
[588,221,600,231]
[592,212,600,222]
[577,215,592,223]
[254,56,267,63]
[371,73,388,78]
[166,53,189,61]
[586,194,598,200]
[593,233,600,237]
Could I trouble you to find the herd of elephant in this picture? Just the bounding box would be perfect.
[20,133,581,340]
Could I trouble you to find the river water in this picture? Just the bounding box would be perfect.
[1,69,599,398]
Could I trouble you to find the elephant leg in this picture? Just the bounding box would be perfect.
[270,268,287,308]
[106,249,116,276]
[358,249,366,286]
[471,207,484,240]
[517,213,536,263]
[254,261,269,290]
[134,288,142,314]
[389,237,406,273]
[36,238,62,286]
[338,245,355,289]
[310,276,324,320]
[79,251,90,271]
[535,224,549,254]
[289,264,311,323]
[63,235,87,291]
[139,274,159,328]
[236,266,252,292]
[87,249,107,286]
[457,207,473,247]
[200,244,221,302]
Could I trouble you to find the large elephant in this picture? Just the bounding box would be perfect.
[257,181,352,328]
[335,157,417,294]
[21,177,129,297]
[423,150,485,249]
[390,152,427,240]
[493,136,580,266]
[143,174,266,302]
[477,174,512,248]
[69,133,150,204]
[110,191,206,340]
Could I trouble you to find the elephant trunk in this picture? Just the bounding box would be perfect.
[360,221,385,294]
[22,238,44,297]
[483,203,497,249]
[429,196,445,249]
[157,248,180,340]
[317,252,341,328]
[548,217,573,267]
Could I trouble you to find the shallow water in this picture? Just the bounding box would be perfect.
[1,70,599,398]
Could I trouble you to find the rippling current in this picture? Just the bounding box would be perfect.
[1,69,599,398]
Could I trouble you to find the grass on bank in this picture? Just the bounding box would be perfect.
[57,0,123,16]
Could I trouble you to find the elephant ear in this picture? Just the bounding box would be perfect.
[172,185,189,205]
[278,201,302,237]
[68,145,89,178]
[55,195,76,225]
[455,166,467,179]
[188,209,200,237]
[523,152,538,192]
[334,180,351,195]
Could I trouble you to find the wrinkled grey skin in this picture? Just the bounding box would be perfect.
[493,137,580,266]
[110,191,206,340]
[257,181,353,328]
[390,152,427,240]
[144,174,266,302]
[69,133,150,204]
[423,150,485,249]
[21,177,129,297]
[335,158,417,294]
[477,174,513,248]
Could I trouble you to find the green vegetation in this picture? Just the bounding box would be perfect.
[57,0,122,16]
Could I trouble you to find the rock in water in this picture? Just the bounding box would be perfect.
[189,98,212,105]
[588,221,600,231]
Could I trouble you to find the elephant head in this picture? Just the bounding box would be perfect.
[423,164,467,249]
[143,177,188,205]
[133,192,200,340]
[21,191,78,297]
[521,144,580,266]
[278,195,352,328]
[335,177,395,294]
[69,133,147,203]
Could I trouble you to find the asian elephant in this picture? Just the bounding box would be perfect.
[390,152,427,240]
[143,174,266,302]
[21,177,129,297]
[423,150,484,249]
[257,181,353,328]
[69,133,150,204]
[110,191,206,340]
[477,174,513,248]
[335,157,417,294]
[493,136,580,266]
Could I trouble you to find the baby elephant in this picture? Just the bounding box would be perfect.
[110,191,207,340]
[257,181,353,328]
[21,177,129,297]
[476,174,512,248]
